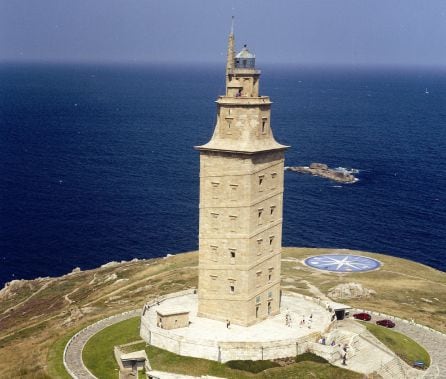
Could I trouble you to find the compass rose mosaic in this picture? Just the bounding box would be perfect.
[304,254,381,273]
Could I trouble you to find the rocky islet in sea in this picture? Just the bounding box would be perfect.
[286,163,358,184]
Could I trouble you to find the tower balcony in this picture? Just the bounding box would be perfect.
[228,68,261,75]
[217,96,272,105]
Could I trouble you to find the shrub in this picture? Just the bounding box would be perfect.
[295,352,328,364]
[225,359,280,373]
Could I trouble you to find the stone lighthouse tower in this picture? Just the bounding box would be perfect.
[195,25,288,327]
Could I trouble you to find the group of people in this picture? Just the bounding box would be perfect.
[285,312,314,329]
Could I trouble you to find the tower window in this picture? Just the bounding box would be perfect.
[258,208,263,225]
[211,182,220,199]
[270,206,276,216]
[229,215,237,232]
[271,172,277,189]
[229,249,236,264]
[256,271,262,287]
[229,184,238,201]
[256,296,261,303]
[211,212,219,230]
[258,175,265,187]
[256,238,263,255]
[210,245,218,262]
[230,285,235,294]
[268,268,274,282]
[269,236,275,250]
[227,121,232,134]
[262,121,266,134]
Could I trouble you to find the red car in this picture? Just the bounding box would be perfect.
[353,312,371,321]
[376,319,395,328]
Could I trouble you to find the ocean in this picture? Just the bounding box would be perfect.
[0,63,445,286]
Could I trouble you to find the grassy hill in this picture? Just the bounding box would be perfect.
[0,247,444,378]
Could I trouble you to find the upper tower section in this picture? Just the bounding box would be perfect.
[196,20,288,155]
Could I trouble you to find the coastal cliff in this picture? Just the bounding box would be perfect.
[286,163,358,183]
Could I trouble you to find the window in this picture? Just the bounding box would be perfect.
[261,117,267,134]
[258,175,265,189]
[229,184,238,201]
[229,249,236,264]
[210,245,218,262]
[229,215,237,232]
[227,121,232,134]
[271,172,277,190]
[256,239,263,255]
[211,182,220,199]
[269,236,275,250]
[229,279,236,294]
[256,271,262,287]
[256,296,261,303]
[268,291,273,299]
[258,208,263,225]
[268,268,273,282]
[270,205,276,217]
[211,212,219,230]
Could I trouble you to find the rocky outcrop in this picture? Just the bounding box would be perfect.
[286,163,358,183]
[328,282,376,299]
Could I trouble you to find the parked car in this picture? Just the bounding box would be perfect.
[376,319,395,328]
[353,312,371,321]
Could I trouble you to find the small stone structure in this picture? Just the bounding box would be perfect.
[156,306,189,330]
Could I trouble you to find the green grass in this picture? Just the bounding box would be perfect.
[362,322,430,368]
[81,317,362,379]
[47,332,74,379]
[295,352,329,364]
[83,317,141,379]
[226,360,280,373]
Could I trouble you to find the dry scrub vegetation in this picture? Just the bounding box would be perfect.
[0,247,444,378]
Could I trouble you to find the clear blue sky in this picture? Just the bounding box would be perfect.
[1,0,446,67]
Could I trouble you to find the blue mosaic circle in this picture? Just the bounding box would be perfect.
[304,254,381,273]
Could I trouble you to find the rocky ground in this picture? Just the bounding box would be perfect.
[0,247,444,378]
[286,163,358,183]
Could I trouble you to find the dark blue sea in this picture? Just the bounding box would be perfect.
[1,63,445,286]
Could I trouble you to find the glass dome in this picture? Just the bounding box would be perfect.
[235,45,255,68]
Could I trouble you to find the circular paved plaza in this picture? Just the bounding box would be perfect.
[140,291,334,362]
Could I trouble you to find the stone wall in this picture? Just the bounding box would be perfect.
[140,291,331,363]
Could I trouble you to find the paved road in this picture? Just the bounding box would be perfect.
[353,310,446,378]
[64,309,141,379]
[393,321,446,378]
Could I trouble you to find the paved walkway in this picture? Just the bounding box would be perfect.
[353,309,446,378]
[393,320,446,377]
[64,309,141,379]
